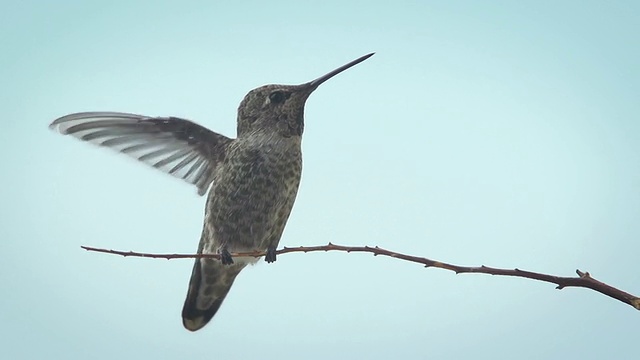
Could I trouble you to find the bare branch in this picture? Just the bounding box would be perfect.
[81,243,640,311]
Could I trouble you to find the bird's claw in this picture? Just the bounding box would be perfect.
[265,246,277,263]
[220,248,234,265]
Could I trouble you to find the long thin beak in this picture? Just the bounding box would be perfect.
[307,53,374,89]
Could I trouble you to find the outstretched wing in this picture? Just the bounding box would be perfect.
[49,112,232,196]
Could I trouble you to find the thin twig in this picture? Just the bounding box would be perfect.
[81,243,640,311]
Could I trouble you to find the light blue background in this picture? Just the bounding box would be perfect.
[1,1,638,359]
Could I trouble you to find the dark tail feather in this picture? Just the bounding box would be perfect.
[182,258,245,331]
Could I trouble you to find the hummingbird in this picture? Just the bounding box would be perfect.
[49,53,374,331]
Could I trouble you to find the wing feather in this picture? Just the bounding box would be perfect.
[50,111,232,195]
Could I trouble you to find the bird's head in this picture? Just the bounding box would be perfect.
[236,53,374,138]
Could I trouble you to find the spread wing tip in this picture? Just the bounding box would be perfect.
[48,111,228,196]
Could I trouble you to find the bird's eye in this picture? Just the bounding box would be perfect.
[269,91,288,104]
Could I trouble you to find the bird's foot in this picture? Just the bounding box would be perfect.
[265,246,277,263]
[220,248,234,265]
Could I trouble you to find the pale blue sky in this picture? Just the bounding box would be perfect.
[1,1,639,359]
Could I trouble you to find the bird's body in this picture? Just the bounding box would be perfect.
[205,133,302,259]
[183,131,302,330]
[49,53,373,331]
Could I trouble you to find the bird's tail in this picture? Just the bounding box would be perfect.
[182,258,246,331]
